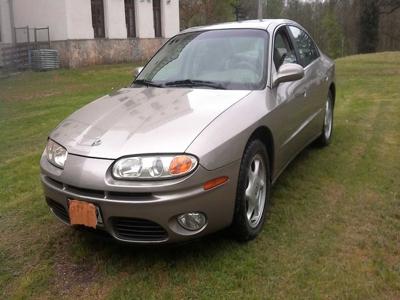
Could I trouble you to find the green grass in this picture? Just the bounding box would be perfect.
[1,52,399,299]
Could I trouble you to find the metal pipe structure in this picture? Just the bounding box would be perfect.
[8,0,15,44]
[258,0,263,19]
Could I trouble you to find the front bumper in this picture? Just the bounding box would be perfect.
[40,153,240,244]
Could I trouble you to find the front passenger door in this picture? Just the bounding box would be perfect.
[287,26,324,139]
[271,27,311,174]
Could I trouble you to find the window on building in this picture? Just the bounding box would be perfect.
[91,0,105,38]
[125,0,136,38]
[153,0,162,37]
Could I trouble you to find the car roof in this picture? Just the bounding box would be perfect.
[181,19,300,33]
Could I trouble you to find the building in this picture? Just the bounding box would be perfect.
[0,0,180,68]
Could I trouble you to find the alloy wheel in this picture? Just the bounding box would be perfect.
[245,154,267,228]
[324,96,333,139]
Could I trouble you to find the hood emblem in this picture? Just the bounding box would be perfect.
[91,138,102,147]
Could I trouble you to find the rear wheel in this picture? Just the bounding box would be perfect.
[231,140,270,241]
[315,91,334,147]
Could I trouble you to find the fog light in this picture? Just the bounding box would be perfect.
[177,212,206,231]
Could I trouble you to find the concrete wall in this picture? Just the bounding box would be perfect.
[13,0,93,41]
[12,0,94,41]
[0,0,180,68]
[0,0,13,44]
[65,0,94,40]
[135,0,154,38]
[13,0,69,41]
[52,38,166,68]
[161,0,180,38]
[104,0,127,39]
[8,0,180,40]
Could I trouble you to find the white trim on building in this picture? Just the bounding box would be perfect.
[0,0,180,44]
[135,0,155,38]
[0,0,13,44]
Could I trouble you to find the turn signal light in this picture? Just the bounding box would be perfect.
[203,176,229,190]
[169,155,194,175]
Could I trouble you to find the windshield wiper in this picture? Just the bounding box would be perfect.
[164,79,226,90]
[134,79,164,88]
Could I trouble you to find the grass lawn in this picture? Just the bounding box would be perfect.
[0,52,399,299]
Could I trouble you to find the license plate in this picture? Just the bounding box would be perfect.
[68,199,98,229]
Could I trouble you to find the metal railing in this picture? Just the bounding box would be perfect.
[2,26,52,70]
[14,26,51,48]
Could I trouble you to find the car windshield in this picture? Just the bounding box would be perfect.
[136,29,269,90]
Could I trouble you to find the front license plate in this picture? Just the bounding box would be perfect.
[68,199,98,229]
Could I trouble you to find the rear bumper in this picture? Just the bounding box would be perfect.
[40,153,240,244]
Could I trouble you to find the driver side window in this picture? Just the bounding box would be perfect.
[274,28,298,71]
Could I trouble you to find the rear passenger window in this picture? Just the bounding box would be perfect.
[288,26,319,67]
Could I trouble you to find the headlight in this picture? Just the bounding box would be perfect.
[45,139,68,169]
[112,155,198,180]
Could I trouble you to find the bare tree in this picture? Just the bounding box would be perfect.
[179,0,400,56]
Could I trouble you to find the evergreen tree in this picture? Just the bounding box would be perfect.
[321,11,343,58]
[358,0,379,53]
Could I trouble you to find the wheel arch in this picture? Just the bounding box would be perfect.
[329,82,336,106]
[247,126,275,182]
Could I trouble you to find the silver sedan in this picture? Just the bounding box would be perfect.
[40,19,335,244]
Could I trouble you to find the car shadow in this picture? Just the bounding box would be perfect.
[73,225,236,264]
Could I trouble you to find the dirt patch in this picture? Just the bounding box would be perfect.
[51,240,100,297]
[323,181,346,206]
[383,132,400,146]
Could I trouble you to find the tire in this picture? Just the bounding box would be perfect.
[315,90,334,147]
[231,139,271,242]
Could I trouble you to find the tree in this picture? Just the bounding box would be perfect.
[236,0,258,19]
[265,0,285,18]
[179,0,234,29]
[321,10,343,58]
[358,0,380,53]
[379,0,400,15]
[179,0,400,56]
[179,0,204,29]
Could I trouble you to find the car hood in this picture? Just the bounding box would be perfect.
[50,87,251,159]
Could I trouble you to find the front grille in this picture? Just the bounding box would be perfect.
[46,197,70,223]
[111,217,168,241]
[43,176,153,201]
[46,177,63,189]
[67,185,104,198]
[107,191,152,200]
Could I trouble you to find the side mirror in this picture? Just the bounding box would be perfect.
[273,63,304,87]
[133,66,144,78]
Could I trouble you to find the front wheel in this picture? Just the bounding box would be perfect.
[231,140,271,242]
[315,91,334,147]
